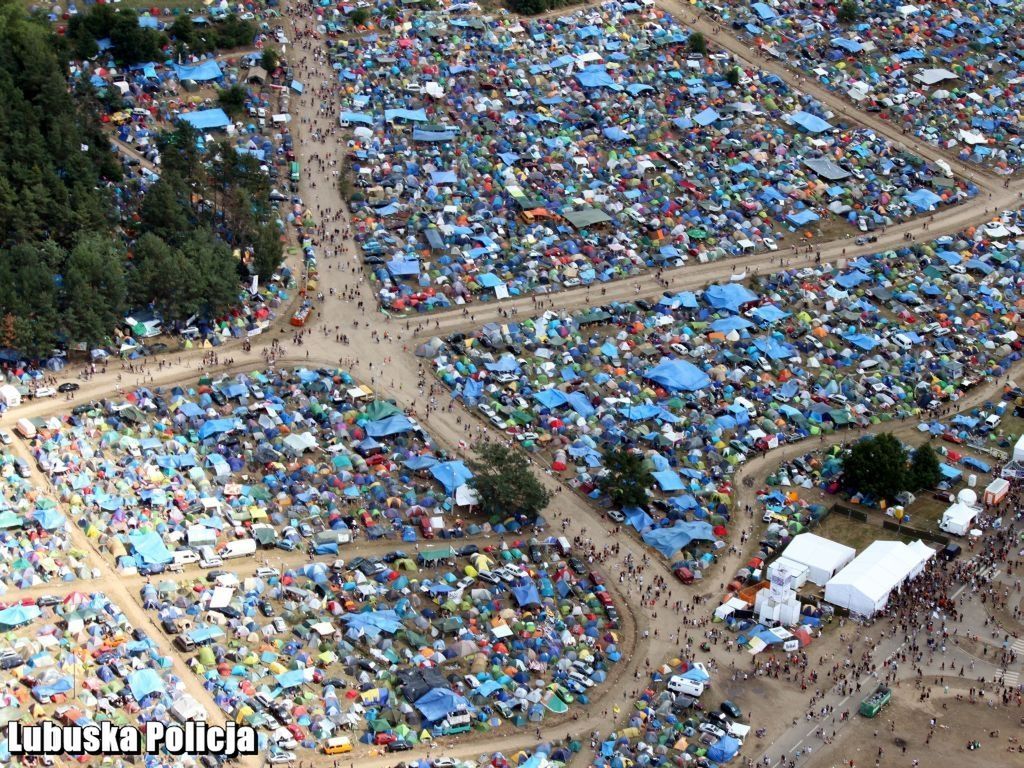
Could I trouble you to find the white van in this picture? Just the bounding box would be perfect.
[892,333,913,351]
[15,419,36,439]
[667,675,705,697]
[173,549,200,566]
[733,396,757,419]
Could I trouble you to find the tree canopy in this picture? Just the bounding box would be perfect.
[468,443,552,522]
[908,442,941,492]
[0,3,284,356]
[598,448,653,509]
[841,433,908,502]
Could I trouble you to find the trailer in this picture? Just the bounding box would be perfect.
[858,685,891,718]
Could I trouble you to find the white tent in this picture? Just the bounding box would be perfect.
[778,533,856,586]
[824,540,935,616]
[765,556,809,589]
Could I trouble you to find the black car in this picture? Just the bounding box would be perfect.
[72,403,97,416]
[528,546,544,563]
[212,606,241,619]
[457,544,479,557]
[139,563,165,576]
[210,391,227,406]
[382,550,408,564]
[35,595,60,607]
[386,741,412,753]
[568,557,587,574]
[57,383,79,393]
[161,618,180,635]
[321,678,345,689]
[206,570,227,582]
[258,600,275,617]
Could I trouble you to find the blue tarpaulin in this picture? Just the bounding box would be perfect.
[365,414,415,437]
[644,359,711,392]
[172,60,223,82]
[0,604,41,629]
[127,669,166,701]
[128,531,173,565]
[790,110,833,134]
[641,521,716,558]
[905,188,942,211]
[414,688,472,723]
[179,108,231,131]
[430,461,474,494]
[704,283,758,312]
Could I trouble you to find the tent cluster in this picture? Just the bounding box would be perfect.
[29,369,475,570]
[592,658,750,766]
[143,542,620,748]
[427,210,1024,560]
[0,451,88,590]
[328,2,972,311]
[0,592,197,766]
[722,0,1024,171]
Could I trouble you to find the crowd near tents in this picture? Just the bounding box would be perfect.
[25,369,488,572]
[428,208,1024,563]
[717,0,1024,171]
[328,1,973,310]
[143,543,622,750]
[0,593,199,766]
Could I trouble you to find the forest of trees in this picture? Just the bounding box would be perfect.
[0,2,282,357]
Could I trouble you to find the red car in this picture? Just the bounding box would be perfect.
[941,432,963,445]
[374,733,397,746]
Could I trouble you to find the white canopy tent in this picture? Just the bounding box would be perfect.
[778,533,856,586]
[824,540,935,616]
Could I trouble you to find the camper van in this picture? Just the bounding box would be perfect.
[667,675,705,697]
[322,737,353,755]
[15,419,36,439]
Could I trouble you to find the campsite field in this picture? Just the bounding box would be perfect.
[806,687,1024,768]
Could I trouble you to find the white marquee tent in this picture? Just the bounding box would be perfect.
[777,533,856,586]
[824,540,935,616]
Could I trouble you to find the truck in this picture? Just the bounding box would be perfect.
[170,694,208,723]
[220,538,256,559]
[290,161,300,183]
[858,685,891,718]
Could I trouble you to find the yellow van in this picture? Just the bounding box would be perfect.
[323,736,352,755]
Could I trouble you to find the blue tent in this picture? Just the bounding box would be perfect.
[511,581,541,607]
[905,188,942,211]
[430,461,474,494]
[787,209,821,227]
[414,688,472,724]
[652,470,685,492]
[704,283,758,312]
[644,359,711,392]
[127,669,166,701]
[790,110,833,133]
[708,735,741,763]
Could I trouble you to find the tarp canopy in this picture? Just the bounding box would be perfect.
[641,521,716,558]
[644,359,711,392]
[179,108,231,131]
